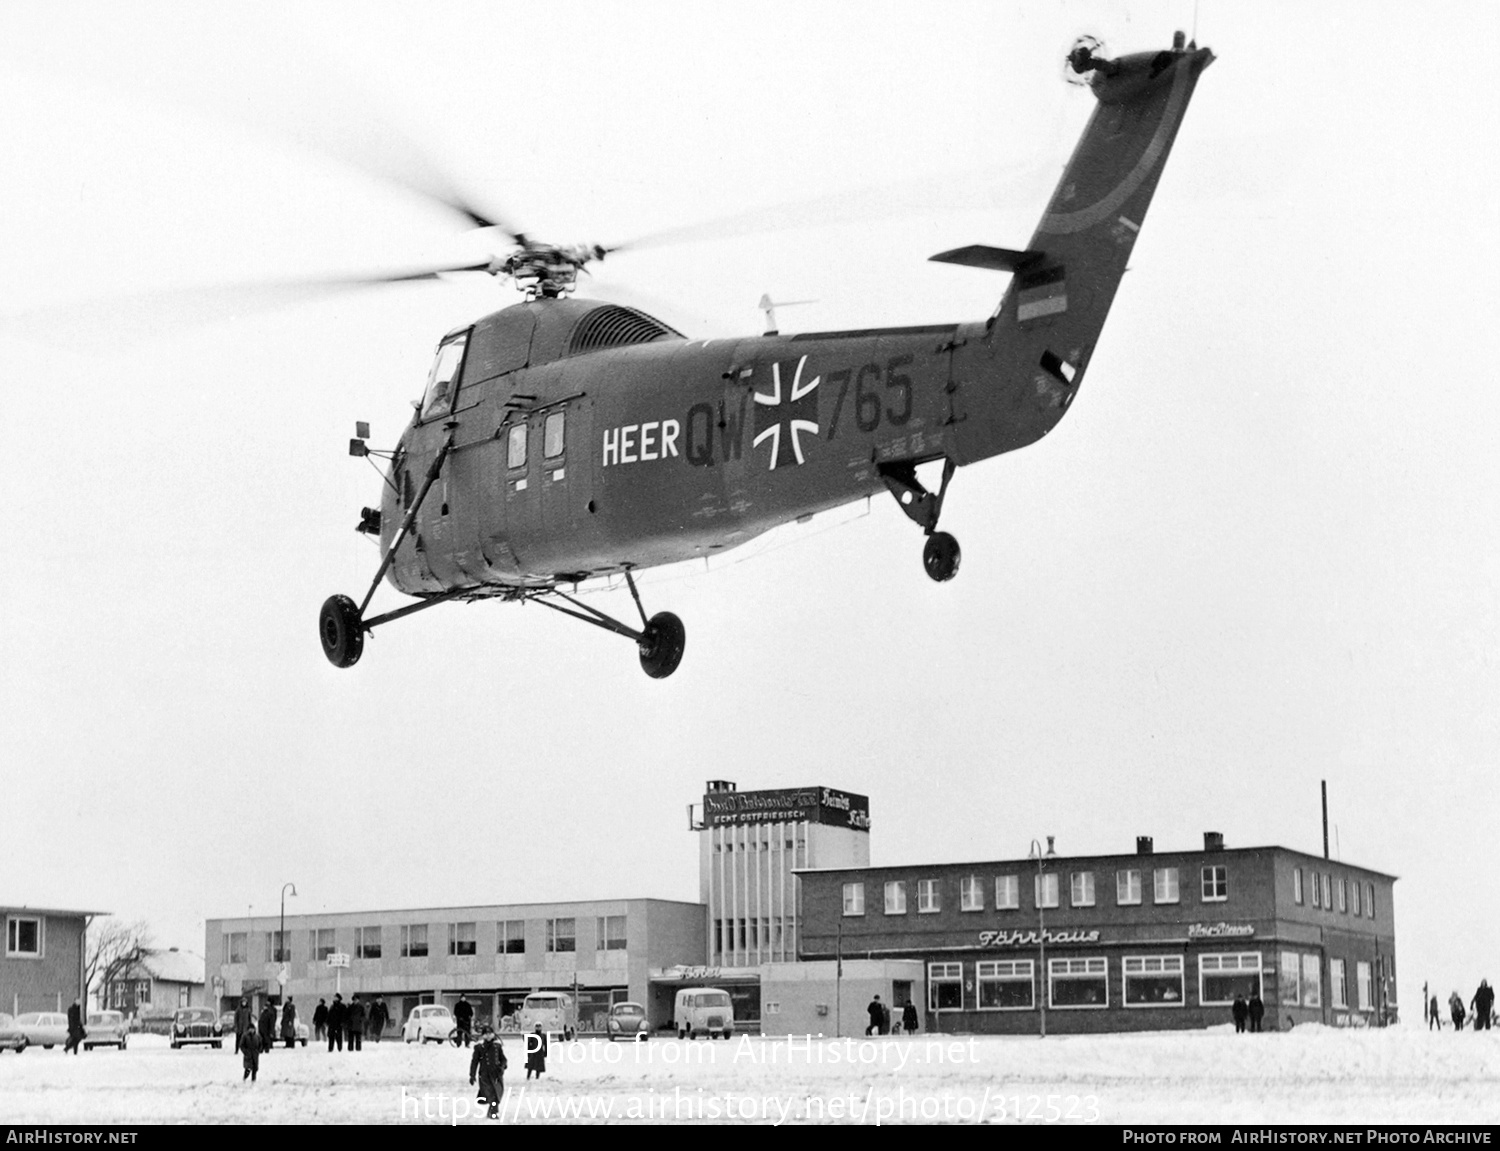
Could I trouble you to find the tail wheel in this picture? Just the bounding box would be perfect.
[319,594,365,667]
[638,612,686,679]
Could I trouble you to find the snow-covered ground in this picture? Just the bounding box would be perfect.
[1,1026,1494,1125]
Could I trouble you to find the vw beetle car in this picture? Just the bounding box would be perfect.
[170,1006,223,1048]
[84,1010,128,1050]
[402,1004,455,1044]
[605,1001,650,1041]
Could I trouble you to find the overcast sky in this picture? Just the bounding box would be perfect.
[2,1,1496,1015]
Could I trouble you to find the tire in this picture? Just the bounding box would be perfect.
[319,594,365,668]
[922,531,961,582]
[212,1041,220,1049]
[638,611,686,679]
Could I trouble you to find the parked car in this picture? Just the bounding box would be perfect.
[518,992,575,1039]
[170,1006,223,1049]
[0,1013,28,1052]
[12,1012,70,1049]
[402,1004,455,1044]
[273,1005,310,1047]
[673,988,734,1039]
[84,1010,128,1050]
[606,1001,650,1041]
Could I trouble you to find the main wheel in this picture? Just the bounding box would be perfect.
[637,611,686,679]
[922,531,961,582]
[319,594,365,667]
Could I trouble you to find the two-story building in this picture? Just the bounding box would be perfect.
[796,833,1397,1034]
[2,904,100,1016]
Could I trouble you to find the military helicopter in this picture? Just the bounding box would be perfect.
[319,32,1214,679]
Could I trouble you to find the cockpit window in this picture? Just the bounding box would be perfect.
[421,333,468,420]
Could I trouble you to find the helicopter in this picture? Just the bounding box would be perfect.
[319,32,1215,679]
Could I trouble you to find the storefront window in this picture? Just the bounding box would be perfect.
[1331,958,1348,1008]
[1049,958,1108,1008]
[977,960,1034,1010]
[1357,961,1372,1011]
[1123,956,1184,1006]
[1200,952,1263,1005]
[1279,951,1300,1005]
[928,963,963,1011]
[1301,953,1322,1008]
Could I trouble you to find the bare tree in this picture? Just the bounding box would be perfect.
[84,917,153,1009]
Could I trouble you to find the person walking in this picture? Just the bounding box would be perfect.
[241,1022,261,1083]
[347,995,365,1051]
[1248,992,1265,1033]
[901,999,919,1035]
[866,994,885,1036]
[312,998,328,1043]
[257,1001,276,1057]
[1429,994,1442,1030]
[64,998,85,1055]
[454,994,474,1047]
[1471,980,1495,1032]
[281,997,298,1049]
[1449,991,1466,1031]
[369,996,389,1043]
[526,1024,548,1080]
[234,997,252,1055]
[327,993,347,1052]
[469,1026,507,1121]
[1231,993,1249,1033]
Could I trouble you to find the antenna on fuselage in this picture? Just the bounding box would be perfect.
[758,293,817,336]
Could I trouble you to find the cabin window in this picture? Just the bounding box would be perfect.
[421,333,468,420]
[544,411,565,458]
[507,423,528,469]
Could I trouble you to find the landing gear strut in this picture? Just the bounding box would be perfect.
[535,570,687,679]
[881,458,961,582]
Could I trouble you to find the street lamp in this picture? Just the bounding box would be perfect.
[279,883,297,981]
[1029,837,1057,1038]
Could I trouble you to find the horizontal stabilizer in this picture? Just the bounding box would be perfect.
[928,245,1044,273]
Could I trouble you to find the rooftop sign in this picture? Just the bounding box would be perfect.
[702,786,870,831]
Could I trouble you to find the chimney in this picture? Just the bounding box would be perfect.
[1204,831,1224,852]
[1137,836,1154,855]
[1045,836,1057,858]
[706,780,736,793]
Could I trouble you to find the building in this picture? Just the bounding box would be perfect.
[796,832,1398,1034]
[2,904,100,1016]
[105,947,206,1018]
[206,898,704,1033]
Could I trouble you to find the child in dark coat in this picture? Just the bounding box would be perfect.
[242,1025,261,1082]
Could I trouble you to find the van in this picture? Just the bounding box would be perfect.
[673,988,734,1039]
[518,992,575,1039]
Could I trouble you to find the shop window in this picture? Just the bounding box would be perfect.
[1357,962,1373,1011]
[917,879,941,914]
[498,920,525,954]
[1034,872,1059,909]
[1071,871,1095,907]
[356,926,382,960]
[1153,868,1180,905]
[842,883,865,916]
[995,875,1019,910]
[1279,951,1301,1006]
[1293,868,1304,905]
[960,876,984,912]
[1116,869,1142,906]
[928,963,963,1011]
[1331,958,1348,1009]
[1200,952,1263,1005]
[547,918,575,953]
[884,881,907,915]
[596,915,627,951]
[1049,957,1108,1009]
[1123,956,1185,1007]
[544,410,565,458]
[401,924,428,958]
[977,960,1034,1010]
[1201,865,1227,903]
[1301,954,1322,1008]
[6,916,41,958]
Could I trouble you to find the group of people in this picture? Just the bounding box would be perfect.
[1428,980,1495,1031]
[233,995,300,1083]
[310,993,391,1051]
[469,1024,550,1120]
[865,994,921,1036]
[1230,992,1266,1032]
